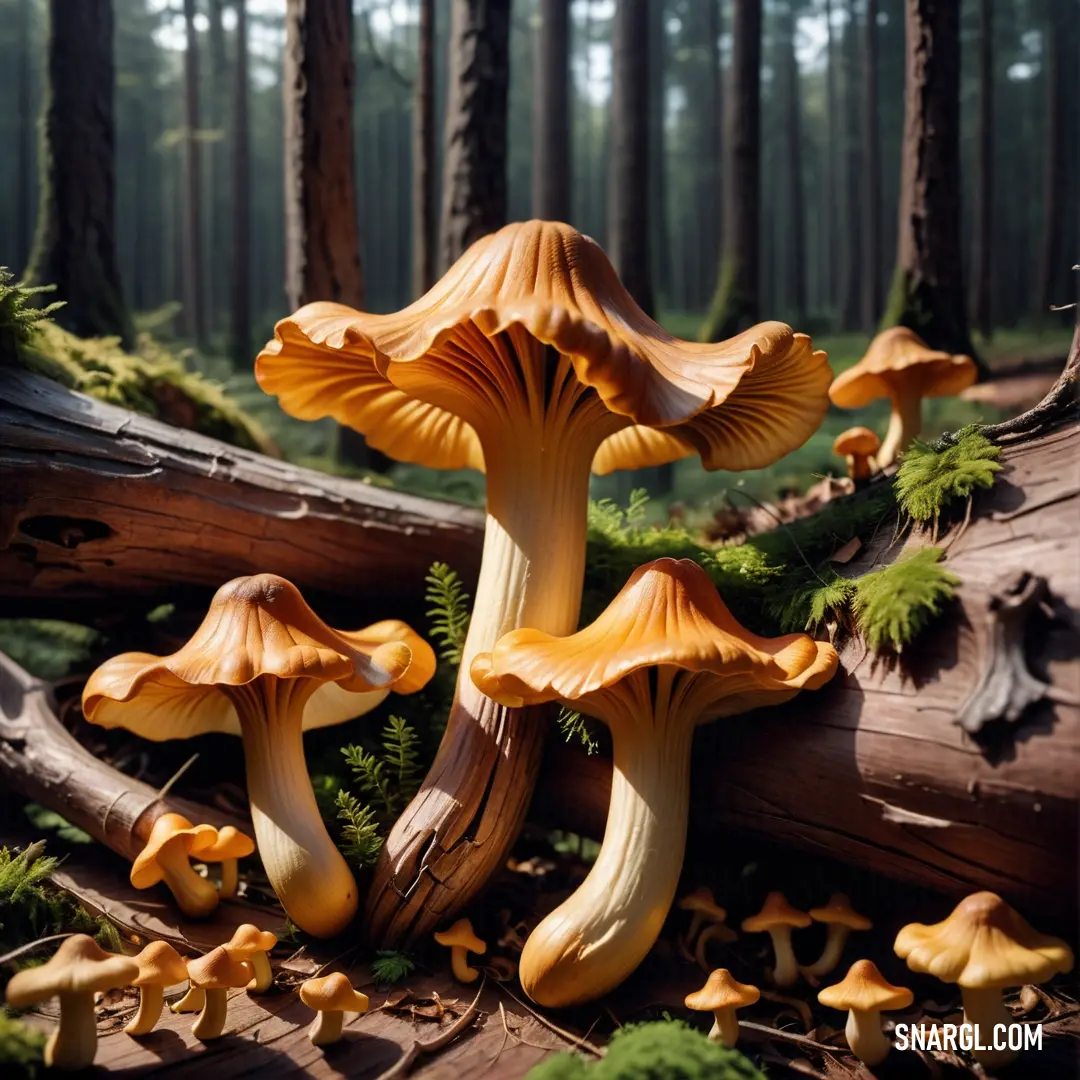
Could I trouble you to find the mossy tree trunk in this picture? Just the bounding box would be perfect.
[26,0,132,347]
[883,0,981,369]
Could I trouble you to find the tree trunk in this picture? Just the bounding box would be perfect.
[15,0,33,275]
[838,0,862,331]
[25,0,131,346]
[883,0,979,365]
[969,0,992,342]
[861,0,882,330]
[438,0,510,271]
[283,0,364,312]
[700,0,760,341]
[781,2,806,322]
[531,0,570,223]
[231,0,252,365]
[647,0,669,313]
[206,0,228,337]
[412,0,437,295]
[822,0,838,319]
[181,0,207,348]
[1036,1,1066,319]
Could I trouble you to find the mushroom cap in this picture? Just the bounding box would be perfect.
[186,946,255,990]
[256,220,832,476]
[471,559,839,723]
[808,893,872,931]
[741,892,813,933]
[685,968,760,1011]
[829,327,977,408]
[818,959,913,1012]
[132,940,189,987]
[299,972,370,1013]
[200,826,256,863]
[223,924,278,958]
[433,918,487,955]
[6,935,139,1006]
[678,886,727,922]
[832,427,881,457]
[82,575,432,741]
[894,891,1074,989]
[130,813,220,888]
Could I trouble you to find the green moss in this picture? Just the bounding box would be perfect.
[0,1010,44,1079]
[0,620,99,682]
[895,427,1002,524]
[0,270,63,356]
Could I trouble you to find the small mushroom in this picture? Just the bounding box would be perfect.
[895,891,1073,1068]
[818,959,912,1067]
[125,940,188,1036]
[200,826,255,900]
[802,893,872,978]
[832,427,881,481]
[684,968,759,1048]
[4,934,138,1071]
[695,922,739,972]
[299,972,369,1046]
[130,813,220,918]
[186,947,254,1040]
[223,924,278,993]
[678,887,728,944]
[741,892,812,988]
[434,918,487,983]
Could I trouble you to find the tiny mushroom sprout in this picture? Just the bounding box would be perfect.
[125,940,189,1036]
[434,918,487,983]
[129,813,220,918]
[186,946,255,1040]
[472,558,838,1007]
[818,959,913,1067]
[199,826,255,900]
[895,890,1074,1068]
[299,972,370,1046]
[685,969,760,1048]
[257,219,833,946]
[223,924,278,993]
[4,934,138,1071]
[741,892,813,988]
[829,327,977,468]
[802,893,872,978]
[82,574,435,938]
[832,426,881,481]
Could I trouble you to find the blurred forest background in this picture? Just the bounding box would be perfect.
[0,0,1076,509]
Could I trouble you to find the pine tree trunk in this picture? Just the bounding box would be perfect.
[1036,1,1065,319]
[969,0,993,342]
[207,0,227,336]
[699,0,722,311]
[181,0,207,347]
[883,0,979,365]
[646,0,669,313]
[861,0,882,330]
[15,0,33,274]
[531,0,570,222]
[822,0,838,319]
[838,0,862,331]
[231,0,251,366]
[412,0,436,295]
[438,0,510,271]
[782,2,806,322]
[700,0,761,341]
[26,0,131,345]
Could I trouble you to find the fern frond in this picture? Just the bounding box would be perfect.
[370,949,416,986]
[425,562,471,665]
[334,790,384,869]
[895,428,1002,523]
[381,716,422,803]
[0,268,64,350]
[557,707,600,756]
[341,744,394,817]
[771,570,856,633]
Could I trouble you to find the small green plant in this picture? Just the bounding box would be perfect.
[557,706,600,756]
[0,620,99,682]
[0,1009,45,1079]
[334,791,384,869]
[771,569,857,634]
[895,427,1002,524]
[370,950,416,987]
[425,562,471,666]
[0,270,63,353]
[23,806,94,846]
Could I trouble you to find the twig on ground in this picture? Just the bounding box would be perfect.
[157,753,199,799]
[495,982,606,1058]
[739,1019,847,1054]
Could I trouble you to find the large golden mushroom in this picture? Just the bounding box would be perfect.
[257,220,833,945]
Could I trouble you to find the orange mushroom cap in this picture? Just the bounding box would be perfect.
[741,892,813,933]
[131,941,189,988]
[5,935,138,1006]
[685,968,760,1012]
[818,959,913,1012]
[199,826,255,864]
[130,814,219,889]
[223,924,278,959]
[299,972,369,1014]
[809,893,872,931]
[187,947,254,991]
[678,887,727,922]
[832,427,881,458]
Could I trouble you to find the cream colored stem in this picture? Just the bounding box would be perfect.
[45,992,97,1071]
[308,1010,344,1046]
[879,388,923,467]
[171,984,204,1013]
[157,842,220,918]
[708,1008,740,1048]
[962,986,1017,1068]
[218,859,239,899]
[769,928,800,988]
[802,925,850,978]
[124,984,164,1036]
[191,987,228,1040]
[845,1008,890,1067]
[229,678,358,938]
[519,705,694,1007]
[450,947,479,984]
[246,950,273,993]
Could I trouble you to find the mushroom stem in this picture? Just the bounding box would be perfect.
[708,1008,740,1048]
[124,984,164,1036]
[880,387,923,467]
[802,925,850,978]
[191,987,229,1040]
[45,992,98,1071]
[845,1007,891,1067]
[519,701,693,1007]
[156,842,220,918]
[308,1010,345,1046]
[246,950,274,993]
[227,678,358,938]
[171,984,204,1013]
[846,453,872,481]
[961,986,1017,1068]
[450,947,479,984]
[218,859,239,900]
[768,927,801,988]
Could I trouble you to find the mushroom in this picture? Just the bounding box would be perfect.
[82,575,434,938]
[223,924,278,993]
[199,826,255,900]
[817,959,912,1067]
[434,918,487,984]
[4,934,138,1071]
[170,982,204,1014]
[829,327,977,467]
[695,922,739,972]
[741,892,812,988]
[299,972,369,1046]
[129,813,220,918]
[802,893,872,978]
[257,220,833,945]
[472,558,838,1006]
[832,426,881,481]
[678,887,728,944]
[895,891,1073,1068]
[186,946,254,1040]
[684,968,760,1048]
[125,940,189,1036]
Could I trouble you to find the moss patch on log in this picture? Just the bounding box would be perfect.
[895,427,1002,524]
[0,1010,44,1079]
